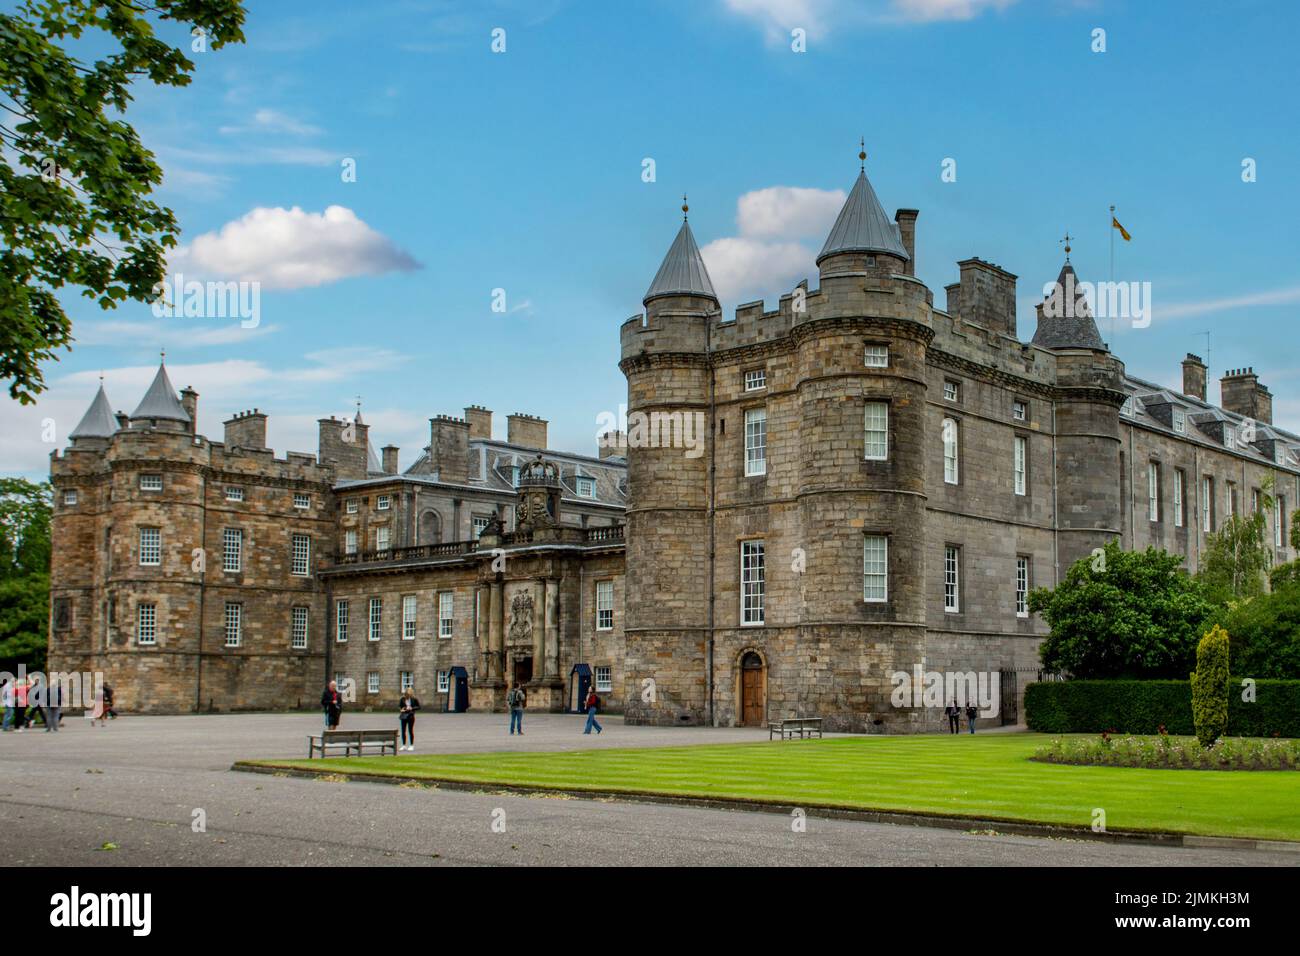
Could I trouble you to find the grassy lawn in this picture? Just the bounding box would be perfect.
[243,733,1300,841]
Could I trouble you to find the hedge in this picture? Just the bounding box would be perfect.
[1024,679,1300,738]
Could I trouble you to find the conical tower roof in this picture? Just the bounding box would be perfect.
[818,168,909,264]
[69,382,119,439]
[130,361,191,422]
[1032,259,1106,350]
[644,218,717,305]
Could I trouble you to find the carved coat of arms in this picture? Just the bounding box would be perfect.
[508,592,534,644]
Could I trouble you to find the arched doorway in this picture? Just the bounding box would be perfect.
[740,651,766,727]
[419,510,441,545]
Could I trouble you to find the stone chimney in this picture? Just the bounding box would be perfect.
[381,444,400,475]
[1182,353,1207,402]
[429,415,470,484]
[180,387,199,436]
[317,415,369,481]
[464,405,493,440]
[953,258,1017,337]
[224,409,267,449]
[894,209,919,277]
[1220,367,1273,425]
[507,413,548,450]
[598,430,627,459]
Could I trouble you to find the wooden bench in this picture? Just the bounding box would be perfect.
[308,729,398,758]
[769,717,824,740]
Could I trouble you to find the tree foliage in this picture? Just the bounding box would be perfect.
[1029,540,1214,679]
[0,0,246,402]
[1191,624,1230,748]
[0,478,52,670]
[1215,579,1300,679]
[1197,511,1273,605]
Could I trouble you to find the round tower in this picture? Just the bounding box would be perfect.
[619,199,717,724]
[790,154,934,731]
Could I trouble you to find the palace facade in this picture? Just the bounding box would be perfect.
[47,158,1300,730]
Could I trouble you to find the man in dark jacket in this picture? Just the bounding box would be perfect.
[965,702,978,734]
[507,684,526,735]
[321,681,343,730]
[944,699,961,734]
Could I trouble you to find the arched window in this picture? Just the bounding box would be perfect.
[418,510,442,545]
[943,418,959,484]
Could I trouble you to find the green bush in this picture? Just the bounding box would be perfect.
[1191,625,1230,747]
[1024,679,1300,738]
[1215,579,1300,678]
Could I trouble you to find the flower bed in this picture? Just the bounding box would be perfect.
[1033,730,1300,770]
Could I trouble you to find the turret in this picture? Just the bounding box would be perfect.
[129,358,191,432]
[619,199,717,725]
[816,146,910,284]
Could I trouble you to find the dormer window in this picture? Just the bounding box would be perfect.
[1173,410,1186,434]
[576,476,596,498]
[1120,396,1134,417]
[1224,425,1236,449]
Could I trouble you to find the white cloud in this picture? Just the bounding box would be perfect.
[736,186,846,239]
[219,108,322,137]
[1153,285,1300,322]
[698,185,844,304]
[890,0,1019,21]
[700,237,816,305]
[721,0,1018,38]
[73,319,279,349]
[171,206,422,290]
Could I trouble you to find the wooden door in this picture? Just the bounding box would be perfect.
[741,653,765,726]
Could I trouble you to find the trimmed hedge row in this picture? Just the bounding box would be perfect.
[1025,679,1300,738]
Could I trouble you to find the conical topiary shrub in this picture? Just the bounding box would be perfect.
[1191,625,1230,748]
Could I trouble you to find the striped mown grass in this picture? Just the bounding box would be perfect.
[244,733,1300,841]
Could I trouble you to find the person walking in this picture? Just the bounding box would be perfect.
[102,682,116,720]
[965,702,978,735]
[321,680,343,731]
[944,699,960,735]
[1,678,14,732]
[43,677,62,732]
[507,684,526,736]
[398,687,421,751]
[582,686,602,735]
[13,676,29,732]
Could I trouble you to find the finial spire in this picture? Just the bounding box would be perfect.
[859,137,866,170]
[681,194,689,221]
[160,348,166,364]
[1060,230,1073,260]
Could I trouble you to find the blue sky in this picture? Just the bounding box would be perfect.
[5,0,1299,477]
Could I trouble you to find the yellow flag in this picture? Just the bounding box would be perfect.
[1111,216,1131,241]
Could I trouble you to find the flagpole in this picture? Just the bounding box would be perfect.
[1109,204,1116,342]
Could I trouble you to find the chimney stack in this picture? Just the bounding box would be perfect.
[894,209,919,277]
[180,387,199,436]
[429,415,470,484]
[464,405,493,440]
[1182,353,1207,402]
[598,430,627,460]
[507,413,548,450]
[317,415,369,481]
[382,444,400,475]
[224,409,267,449]
[1220,367,1273,425]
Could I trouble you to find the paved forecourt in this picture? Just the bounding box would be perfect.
[1,712,1295,867]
